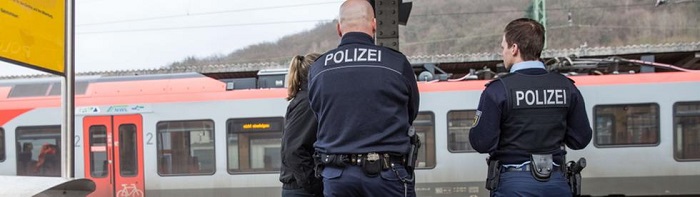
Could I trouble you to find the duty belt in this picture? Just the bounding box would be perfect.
[502,164,560,172]
[319,152,406,168]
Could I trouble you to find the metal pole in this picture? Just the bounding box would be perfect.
[374,0,400,51]
[533,0,547,49]
[61,0,75,179]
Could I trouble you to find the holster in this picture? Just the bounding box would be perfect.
[313,152,324,178]
[530,154,553,182]
[485,159,501,191]
[406,134,421,172]
[567,157,587,196]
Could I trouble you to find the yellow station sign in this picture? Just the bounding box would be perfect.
[0,0,65,75]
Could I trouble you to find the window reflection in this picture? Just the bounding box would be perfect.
[447,110,477,152]
[594,104,659,146]
[674,102,700,160]
[157,120,215,175]
[412,112,435,169]
[16,126,61,177]
[227,117,283,173]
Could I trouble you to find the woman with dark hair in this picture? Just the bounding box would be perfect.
[280,53,323,197]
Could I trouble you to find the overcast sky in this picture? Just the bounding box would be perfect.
[0,0,342,76]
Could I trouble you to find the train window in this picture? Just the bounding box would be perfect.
[8,83,50,98]
[595,114,615,145]
[594,103,659,147]
[89,125,108,178]
[15,125,61,177]
[227,117,283,174]
[47,81,88,96]
[413,112,436,169]
[119,124,138,176]
[674,102,700,161]
[156,120,215,176]
[447,110,477,153]
[0,128,5,162]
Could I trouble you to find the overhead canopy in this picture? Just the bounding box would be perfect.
[0,176,95,197]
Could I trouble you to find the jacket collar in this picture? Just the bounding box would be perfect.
[510,61,545,73]
[339,32,375,47]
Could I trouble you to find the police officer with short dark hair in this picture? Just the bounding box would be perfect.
[308,0,419,196]
[469,18,592,196]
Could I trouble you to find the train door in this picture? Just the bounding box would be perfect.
[83,114,144,197]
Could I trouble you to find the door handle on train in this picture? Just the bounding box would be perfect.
[108,160,113,185]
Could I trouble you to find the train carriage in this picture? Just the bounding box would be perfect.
[0,70,699,197]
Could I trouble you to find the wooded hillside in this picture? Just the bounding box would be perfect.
[168,0,700,67]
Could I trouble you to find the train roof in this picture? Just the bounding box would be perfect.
[0,70,699,126]
[0,72,211,98]
[0,71,699,110]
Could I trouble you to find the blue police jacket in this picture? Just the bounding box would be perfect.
[308,32,420,155]
[468,61,592,165]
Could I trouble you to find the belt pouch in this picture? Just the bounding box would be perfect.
[530,154,553,182]
[333,155,349,167]
[361,153,382,177]
[485,160,500,190]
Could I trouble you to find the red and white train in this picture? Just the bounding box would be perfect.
[0,70,699,197]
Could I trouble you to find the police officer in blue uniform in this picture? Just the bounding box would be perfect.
[469,18,592,197]
[307,1,419,196]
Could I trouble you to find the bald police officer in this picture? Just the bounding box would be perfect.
[308,0,420,196]
[469,18,592,196]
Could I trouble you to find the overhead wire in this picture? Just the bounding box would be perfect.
[77,1,342,26]
[77,19,333,34]
[616,57,698,72]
